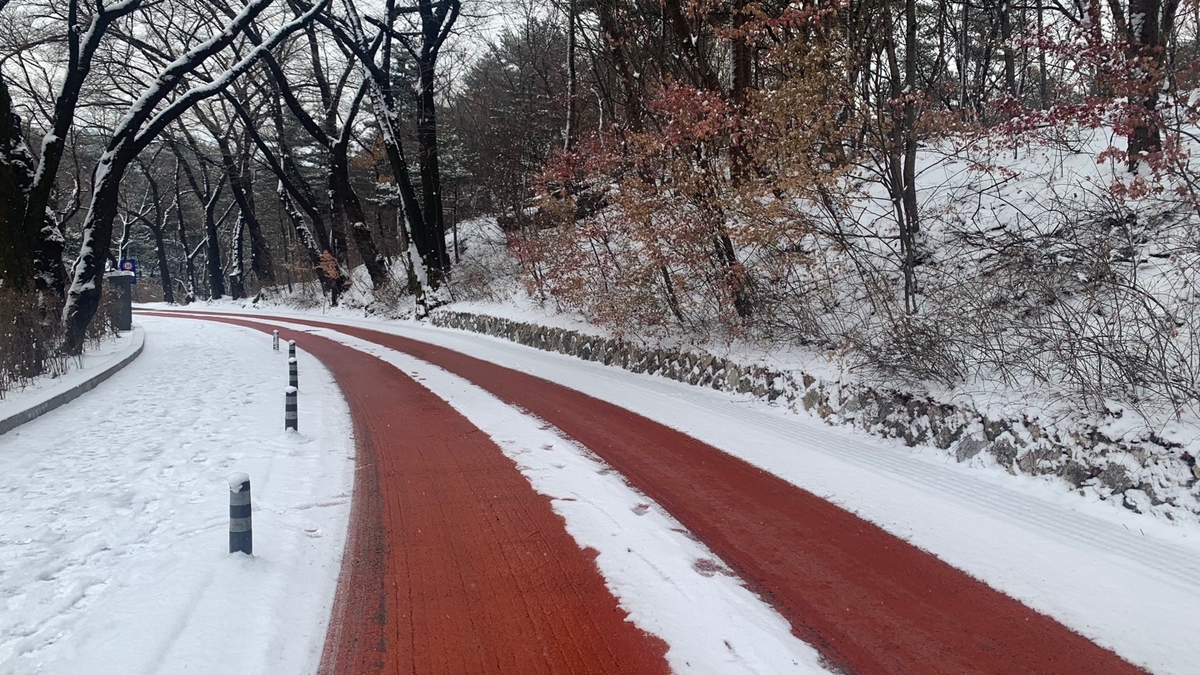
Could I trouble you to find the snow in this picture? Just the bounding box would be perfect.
[162,304,1199,675]
[0,316,354,675]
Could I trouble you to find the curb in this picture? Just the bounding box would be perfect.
[0,325,146,437]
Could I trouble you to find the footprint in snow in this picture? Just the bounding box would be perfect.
[692,557,735,578]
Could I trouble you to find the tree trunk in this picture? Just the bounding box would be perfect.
[150,220,174,304]
[278,184,347,304]
[0,76,35,290]
[136,160,175,304]
[205,116,275,286]
[416,56,448,279]
[229,212,245,300]
[204,180,226,300]
[239,146,274,284]
[1037,0,1048,108]
[903,0,921,313]
[730,0,753,180]
[999,0,1017,98]
[884,0,921,315]
[564,0,577,152]
[1122,0,1168,165]
[331,138,388,287]
[63,151,129,351]
[173,163,198,303]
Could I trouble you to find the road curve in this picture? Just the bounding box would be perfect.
[247,312,1150,675]
[141,312,670,675]
[148,310,1150,675]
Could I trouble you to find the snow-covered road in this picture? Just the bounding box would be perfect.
[0,316,354,675]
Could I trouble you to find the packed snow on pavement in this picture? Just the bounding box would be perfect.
[0,315,354,675]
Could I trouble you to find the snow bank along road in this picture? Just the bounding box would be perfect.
[147,308,1197,675]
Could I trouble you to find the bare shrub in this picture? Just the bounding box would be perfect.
[838,192,1200,418]
[444,221,523,303]
[711,170,1200,421]
[0,289,68,400]
[85,285,118,349]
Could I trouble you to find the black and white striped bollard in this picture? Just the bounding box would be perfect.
[285,386,298,431]
[273,330,279,352]
[229,473,252,555]
[288,357,298,389]
[288,339,296,359]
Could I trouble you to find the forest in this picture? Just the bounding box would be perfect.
[1,0,1198,424]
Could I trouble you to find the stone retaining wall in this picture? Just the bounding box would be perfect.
[431,311,1199,518]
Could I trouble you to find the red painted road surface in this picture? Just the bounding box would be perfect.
[144,311,1149,675]
[145,313,669,675]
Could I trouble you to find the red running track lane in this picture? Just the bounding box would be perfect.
[141,313,670,675]
[188,311,1150,675]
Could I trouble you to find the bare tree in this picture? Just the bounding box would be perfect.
[132,156,175,303]
[329,0,460,287]
[0,0,143,296]
[62,0,329,351]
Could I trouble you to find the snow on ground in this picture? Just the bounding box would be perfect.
[0,315,354,675]
[265,318,829,675]
[161,304,1200,675]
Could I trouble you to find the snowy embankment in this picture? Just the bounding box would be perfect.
[0,315,354,675]
[435,133,1200,523]
[162,304,1200,675]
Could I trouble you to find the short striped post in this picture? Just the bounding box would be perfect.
[285,386,298,431]
[272,330,279,352]
[288,339,296,359]
[288,357,298,389]
[229,473,252,555]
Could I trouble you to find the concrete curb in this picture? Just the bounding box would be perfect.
[0,325,146,437]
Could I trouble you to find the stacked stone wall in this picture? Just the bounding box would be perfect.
[431,311,1199,518]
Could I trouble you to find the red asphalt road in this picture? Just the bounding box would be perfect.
[145,310,1149,675]
[144,312,669,675]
